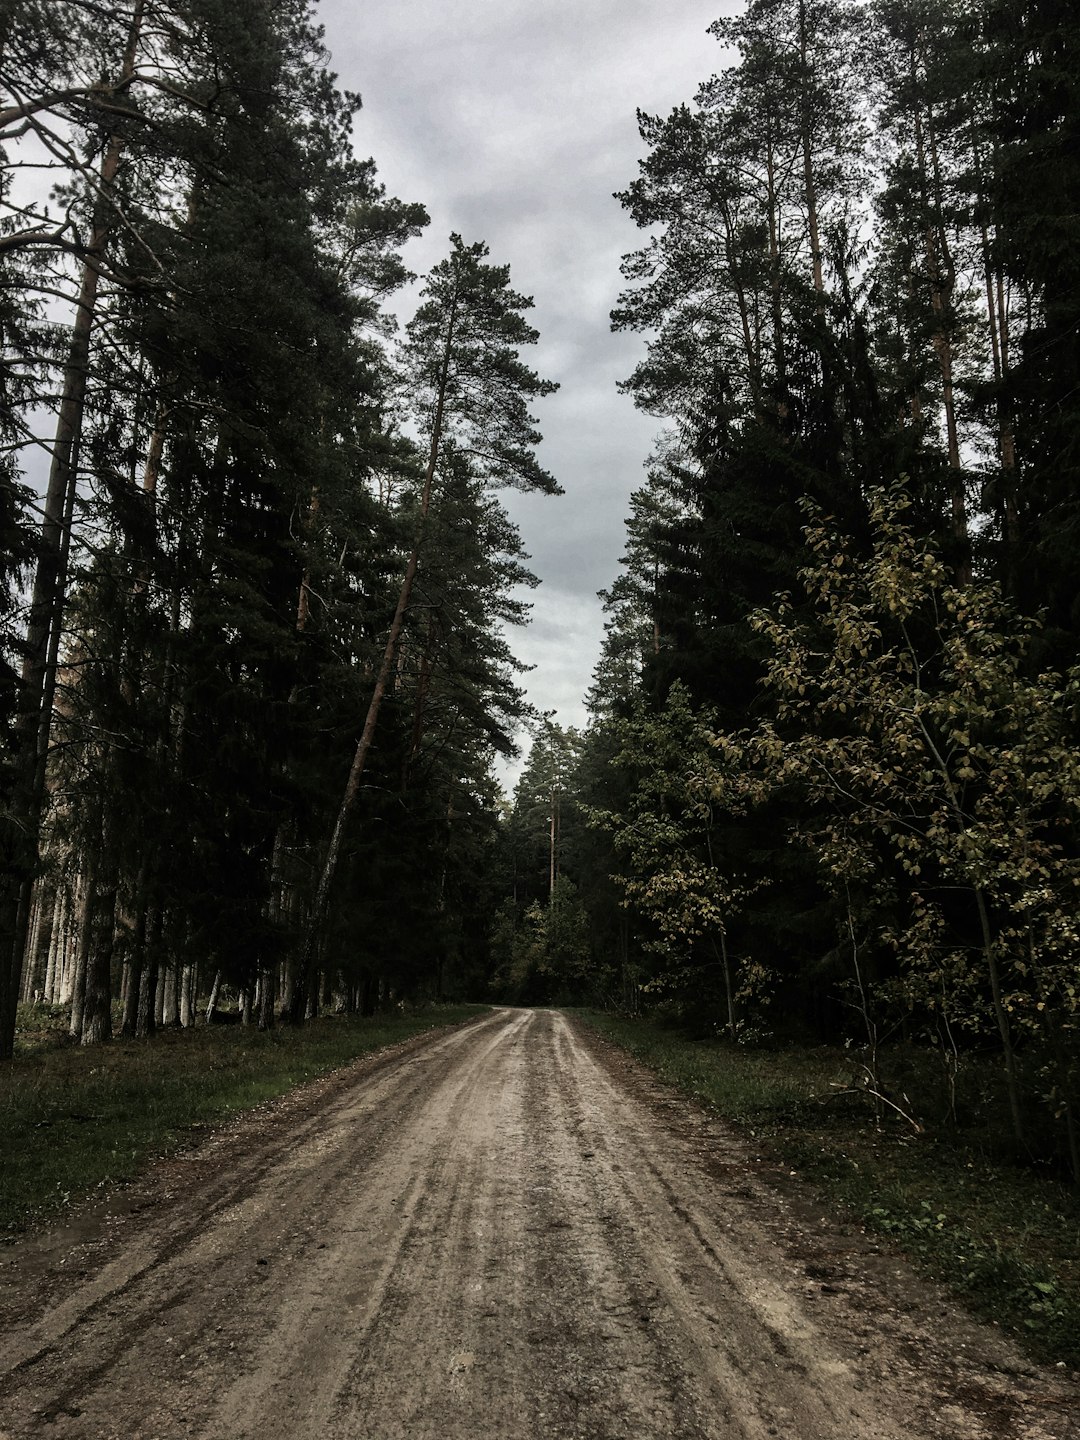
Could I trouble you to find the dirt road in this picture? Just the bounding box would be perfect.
[0,1009,1076,1439]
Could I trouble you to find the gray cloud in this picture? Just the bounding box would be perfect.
[319,0,736,782]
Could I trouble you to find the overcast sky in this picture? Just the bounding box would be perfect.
[318,0,737,781]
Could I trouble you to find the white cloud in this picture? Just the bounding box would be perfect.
[320,0,737,779]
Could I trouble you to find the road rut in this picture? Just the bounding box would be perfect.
[0,1008,1076,1438]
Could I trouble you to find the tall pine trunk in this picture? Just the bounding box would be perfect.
[0,2,144,1059]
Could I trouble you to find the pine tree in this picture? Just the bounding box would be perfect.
[3,0,426,1045]
[985,0,1080,637]
[290,235,560,1021]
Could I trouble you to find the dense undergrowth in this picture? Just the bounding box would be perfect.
[0,1004,485,1236]
[577,1010,1080,1369]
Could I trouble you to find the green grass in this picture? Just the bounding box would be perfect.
[0,1004,486,1236]
[576,1010,1080,1368]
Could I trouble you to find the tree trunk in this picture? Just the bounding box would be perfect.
[57,890,75,1004]
[258,965,276,1031]
[43,885,63,1005]
[68,858,96,1041]
[81,826,120,1047]
[204,969,222,1023]
[549,785,559,901]
[20,883,45,1003]
[719,928,736,1042]
[152,954,166,1029]
[135,907,160,1038]
[719,198,762,414]
[121,862,152,1037]
[179,963,194,1027]
[0,1,145,1061]
[163,963,179,1026]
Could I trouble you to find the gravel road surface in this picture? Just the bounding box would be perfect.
[0,1007,1076,1439]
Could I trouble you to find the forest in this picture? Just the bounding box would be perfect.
[0,0,558,1055]
[2,0,1080,1186]
[493,0,1080,1180]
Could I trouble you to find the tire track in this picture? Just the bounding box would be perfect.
[0,1008,1075,1440]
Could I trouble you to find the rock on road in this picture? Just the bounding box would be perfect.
[0,1008,1076,1439]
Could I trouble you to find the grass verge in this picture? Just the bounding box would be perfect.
[575,1009,1080,1369]
[0,1004,486,1237]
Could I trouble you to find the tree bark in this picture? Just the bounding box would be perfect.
[68,858,95,1041]
[135,905,161,1038]
[43,885,63,1005]
[121,859,152,1037]
[179,963,195,1027]
[204,969,222,1023]
[258,966,276,1031]
[20,884,44,1002]
[57,889,75,1004]
[0,1,145,1060]
[81,811,120,1047]
[163,963,179,1026]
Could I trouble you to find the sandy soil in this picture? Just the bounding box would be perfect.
[0,1007,1076,1439]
